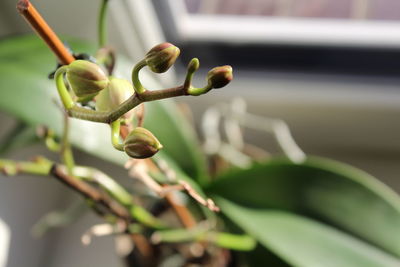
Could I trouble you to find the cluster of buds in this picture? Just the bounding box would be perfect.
[58,42,233,159]
[95,77,135,120]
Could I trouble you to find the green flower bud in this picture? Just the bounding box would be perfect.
[95,77,135,119]
[187,58,200,74]
[124,127,163,159]
[207,65,233,89]
[145,43,180,73]
[66,60,109,99]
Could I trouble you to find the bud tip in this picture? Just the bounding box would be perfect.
[207,65,233,89]
[124,127,162,159]
[145,42,180,73]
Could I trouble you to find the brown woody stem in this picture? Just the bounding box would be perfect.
[17,0,75,64]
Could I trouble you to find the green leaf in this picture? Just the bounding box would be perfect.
[240,244,291,267]
[144,100,208,183]
[0,122,38,155]
[207,156,400,259]
[217,198,400,267]
[0,35,207,179]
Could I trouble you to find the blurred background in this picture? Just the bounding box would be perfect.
[1,0,400,266]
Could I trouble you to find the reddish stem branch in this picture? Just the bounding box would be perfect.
[17,0,75,64]
[164,191,197,228]
[50,165,131,221]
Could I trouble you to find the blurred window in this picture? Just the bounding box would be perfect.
[153,0,400,76]
[185,0,400,21]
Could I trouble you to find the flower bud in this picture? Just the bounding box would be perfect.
[95,77,135,119]
[207,65,233,89]
[187,58,200,74]
[124,127,162,159]
[145,43,180,73]
[66,60,109,99]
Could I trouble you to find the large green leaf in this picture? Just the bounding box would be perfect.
[0,35,207,178]
[207,156,400,261]
[218,198,400,267]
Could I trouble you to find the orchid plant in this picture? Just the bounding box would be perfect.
[0,1,399,266]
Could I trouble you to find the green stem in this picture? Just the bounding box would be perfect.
[152,228,256,251]
[187,84,213,96]
[183,57,213,96]
[110,120,124,151]
[66,86,184,123]
[130,206,166,230]
[61,116,75,175]
[98,0,109,47]
[55,66,74,109]
[183,58,200,91]
[56,58,213,123]
[132,59,147,94]
[0,158,53,176]
[45,136,61,152]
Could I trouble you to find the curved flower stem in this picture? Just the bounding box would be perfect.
[186,85,213,96]
[184,58,213,96]
[45,135,61,152]
[132,60,147,94]
[0,157,53,176]
[183,58,199,90]
[98,0,109,48]
[65,86,186,123]
[55,66,74,109]
[111,120,124,151]
[55,57,220,124]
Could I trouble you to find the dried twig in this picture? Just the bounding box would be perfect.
[127,160,220,216]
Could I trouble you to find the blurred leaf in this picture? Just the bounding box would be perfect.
[0,122,38,155]
[144,100,208,183]
[207,156,400,259]
[217,197,400,267]
[0,35,207,179]
[241,244,290,267]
